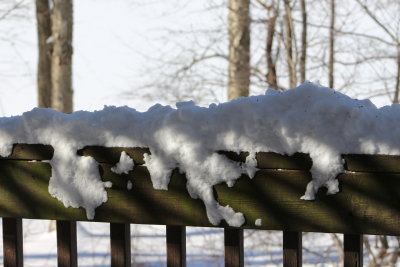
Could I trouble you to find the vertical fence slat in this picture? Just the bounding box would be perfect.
[57,220,77,267]
[224,228,244,267]
[110,223,131,267]
[167,225,186,267]
[344,234,363,267]
[283,231,302,267]
[3,218,23,267]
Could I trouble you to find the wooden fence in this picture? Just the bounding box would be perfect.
[1,144,400,267]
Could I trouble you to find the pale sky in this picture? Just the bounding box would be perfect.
[0,0,396,116]
[0,0,213,116]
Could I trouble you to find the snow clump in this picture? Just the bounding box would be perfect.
[0,82,396,226]
[111,151,135,174]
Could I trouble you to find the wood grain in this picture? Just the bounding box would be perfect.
[110,223,131,267]
[0,146,399,236]
[224,228,243,267]
[167,225,186,267]
[344,234,363,267]
[56,220,77,267]
[78,146,149,164]
[344,154,400,173]
[0,144,53,160]
[283,231,302,267]
[2,217,23,267]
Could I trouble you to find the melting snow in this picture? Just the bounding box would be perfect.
[111,151,135,174]
[0,82,396,226]
[127,180,133,190]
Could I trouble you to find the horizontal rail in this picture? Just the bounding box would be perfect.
[0,145,399,236]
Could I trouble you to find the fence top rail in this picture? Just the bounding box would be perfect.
[0,144,399,236]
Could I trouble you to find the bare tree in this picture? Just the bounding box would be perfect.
[283,0,297,88]
[355,0,400,103]
[328,0,335,88]
[299,0,307,83]
[36,0,74,232]
[36,0,52,108]
[228,0,250,100]
[51,0,73,113]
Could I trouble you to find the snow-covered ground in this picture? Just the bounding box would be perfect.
[0,219,350,267]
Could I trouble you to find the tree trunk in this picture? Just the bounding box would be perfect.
[284,0,296,88]
[228,0,250,100]
[393,47,400,104]
[300,0,307,83]
[51,0,73,113]
[36,0,52,108]
[328,0,335,89]
[266,8,277,89]
[37,0,74,232]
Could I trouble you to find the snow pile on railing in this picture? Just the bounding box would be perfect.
[0,82,397,226]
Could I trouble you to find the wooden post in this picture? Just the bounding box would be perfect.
[167,225,186,267]
[110,223,131,267]
[3,218,23,267]
[283,231,302,267]
[224,228,244,267]
[344,234,363,267]
[57,220,77,267]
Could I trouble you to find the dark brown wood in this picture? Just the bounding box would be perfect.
[344,154,400,173]
[215,170,400,235]
[218,151,248,163]
[110,223,131,267]
[3,218,23,267]
[219,151,312,170]
[78,146,150,164]
[256,152,312,170]
[167,225,186,267]
[224,228,244,267]
[344,234,363,267]
[0,144,53,160]
[57,220,77,267]
[1,160,400,235]
[283,231,302,267]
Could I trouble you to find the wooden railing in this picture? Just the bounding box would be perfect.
[1,144,400,266]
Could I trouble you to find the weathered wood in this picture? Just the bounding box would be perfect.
[283,231,302,267]
[218,151,248,163]
[257,152,312,170]
[3,218,23,267]
[214,170,400,235]
[0,144,53,160]
[0,149,400,235]
[344,154,400,173]
[344,234,363,267]
[224,228,244,267]
[219,151,312,170]
[57,220,77,267]
[110,223,131,267]
[78,146,149,164]
[167,225,186,267]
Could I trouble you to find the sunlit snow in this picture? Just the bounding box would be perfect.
[0,82,395,226]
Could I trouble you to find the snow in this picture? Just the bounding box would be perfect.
[111,151,135,174]
[0,82,397,226]
[255,219,262,226]
[127,180,133,190]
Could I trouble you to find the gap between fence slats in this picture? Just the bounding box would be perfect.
[110,222,131,267]
[167,225,186,267]
[57,220,77,267]
[283,231,302,267]
[344,234,363,267]
[3,217,23,267]
[224,228,244,267]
